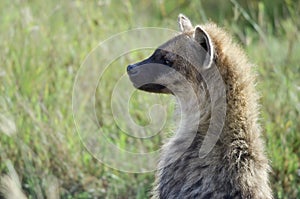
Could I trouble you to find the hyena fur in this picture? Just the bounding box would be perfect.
[127,14,272,199]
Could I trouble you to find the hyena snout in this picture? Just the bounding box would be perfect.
[127,55,174,94]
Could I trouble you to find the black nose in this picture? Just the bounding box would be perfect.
[127,64,139,75]
[127,64,135,72]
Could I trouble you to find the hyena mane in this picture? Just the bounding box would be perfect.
[127,14,272,199]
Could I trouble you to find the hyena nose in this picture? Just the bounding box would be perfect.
[127,64,134,71]
[127,64,137,74]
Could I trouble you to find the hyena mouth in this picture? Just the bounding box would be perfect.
[138,84,167,93]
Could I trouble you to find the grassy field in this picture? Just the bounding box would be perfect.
[0,0,299,198]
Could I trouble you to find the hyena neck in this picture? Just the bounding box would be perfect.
[176,83,211,137]
[158,85,211,167]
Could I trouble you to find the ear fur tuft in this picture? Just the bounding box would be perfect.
[178,14,193,32]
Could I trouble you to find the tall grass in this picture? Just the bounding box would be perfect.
[0,0,299,198]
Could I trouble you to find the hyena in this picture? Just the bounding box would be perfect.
[127,14,272,199]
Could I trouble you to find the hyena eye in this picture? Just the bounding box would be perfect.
[163,58,173,67]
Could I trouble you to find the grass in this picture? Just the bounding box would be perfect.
[0,0,299,198]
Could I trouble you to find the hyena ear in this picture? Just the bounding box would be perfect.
[178,14,193,32]
[194,26,214,69]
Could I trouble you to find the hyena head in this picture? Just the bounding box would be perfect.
[127,14,214,95]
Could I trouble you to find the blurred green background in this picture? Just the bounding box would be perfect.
[0,0,299,198]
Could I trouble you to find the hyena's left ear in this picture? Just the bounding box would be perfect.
[178,14,193,32]
[194,26,214,69]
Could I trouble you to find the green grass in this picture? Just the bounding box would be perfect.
[0,0,299,198]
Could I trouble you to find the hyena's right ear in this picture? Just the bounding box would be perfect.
[194,26,214,69]
[178,14,193,32]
